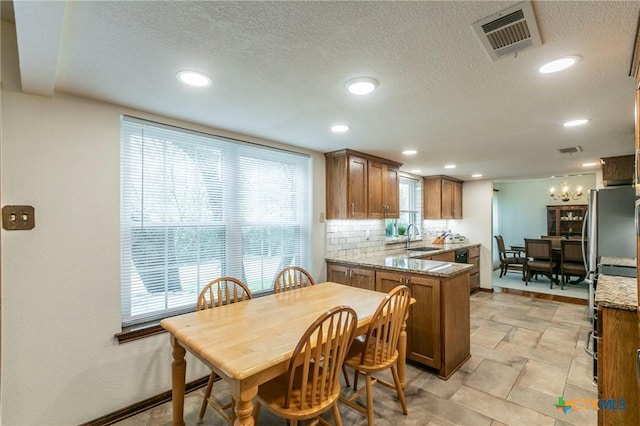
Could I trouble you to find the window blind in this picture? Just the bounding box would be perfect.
[120,116,311,326]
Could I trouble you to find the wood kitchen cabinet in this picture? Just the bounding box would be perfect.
[368,160,400,219]
[424,175,463,219]
[376,269,470,378]
[326,262,375,291]
[468,245,480,293]
[424,251,455,262]
[325,149,402,219]
[601,155,634,187]
[597,305,639,425]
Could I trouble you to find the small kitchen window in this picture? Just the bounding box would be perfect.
[385,174,422,242]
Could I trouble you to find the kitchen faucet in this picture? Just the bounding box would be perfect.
[405,223,419,250]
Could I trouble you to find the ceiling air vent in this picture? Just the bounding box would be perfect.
[472,1,542,61]
[557,146,583,155]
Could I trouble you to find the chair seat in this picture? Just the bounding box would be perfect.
[502,257,526,265]
[527,260,557,270]
[562,263,586,274]
[343,339,398,374]
[257,369,340,420]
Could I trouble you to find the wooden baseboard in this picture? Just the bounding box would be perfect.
[478,287,494,293]
[497,287,588,305]
[80,376,210,426]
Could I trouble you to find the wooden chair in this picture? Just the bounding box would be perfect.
[524,238,558,288]
[560,239,587,289]
[541,235,563,250]
[253,305,358,426]
[339,285,411,426]
[273,266,316,293]
[494,235,526,278]
[197,277,253,424]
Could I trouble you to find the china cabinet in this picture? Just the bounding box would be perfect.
[546,205,588,238]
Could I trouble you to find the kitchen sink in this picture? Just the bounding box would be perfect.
[406,247,440,252]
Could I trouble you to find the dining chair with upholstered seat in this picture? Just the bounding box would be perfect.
[560,239,587,289]
[541,235,563,250]
[197,277,253,424]
[339,285,411,426]
[524,238,558,288]
[253,305,358,426]
[273,266,316,293]
[494,235,527,278]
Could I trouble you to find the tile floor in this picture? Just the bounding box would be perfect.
[114,290,597,426]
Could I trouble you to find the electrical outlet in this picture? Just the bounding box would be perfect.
[2,205,35,230]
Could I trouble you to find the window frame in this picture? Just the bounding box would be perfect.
[385,173,422,242]
[119,116,311,338]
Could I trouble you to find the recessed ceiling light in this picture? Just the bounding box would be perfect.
[539,56,580,74]
[472,174,483,178]
[331,124,350,133]
[411,169,422,174]
[402,150,417,155]
[563,118,589,127]
[582,162,598,167]
[176,71,212,87]
[345,77,378,95]
[444,164,456,169]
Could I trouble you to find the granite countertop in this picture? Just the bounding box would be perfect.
[595,274,638,311]
[325,242,478,278]
[600,256,636,268]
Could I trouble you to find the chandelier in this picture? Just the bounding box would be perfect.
[549,181,583,202]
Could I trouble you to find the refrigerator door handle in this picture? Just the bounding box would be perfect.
[581,209,589,271]
[635,199,640,236]
[585,330,597,359]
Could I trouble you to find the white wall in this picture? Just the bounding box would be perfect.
[0,22,326,424]
[448,180,494,290]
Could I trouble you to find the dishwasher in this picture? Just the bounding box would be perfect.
[454,248,469,263]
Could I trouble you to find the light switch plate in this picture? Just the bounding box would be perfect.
[2,205,35,230]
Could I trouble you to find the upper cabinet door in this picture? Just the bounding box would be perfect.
[369,161,400,219]
[452,181,463,219]
[384,165,400,219]
[441,179,454,219]
[348,155,368,218]
[367,161,385,219]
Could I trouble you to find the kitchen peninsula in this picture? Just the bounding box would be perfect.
[326,243,478,379]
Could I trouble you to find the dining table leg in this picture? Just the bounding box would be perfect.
[230,381,258,426]
[169,336,186,426]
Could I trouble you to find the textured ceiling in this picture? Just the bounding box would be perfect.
[6,1,640,181]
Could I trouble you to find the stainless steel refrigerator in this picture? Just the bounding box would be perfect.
[584,185,637,318]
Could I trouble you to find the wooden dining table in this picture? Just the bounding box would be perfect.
[160,281,410,426]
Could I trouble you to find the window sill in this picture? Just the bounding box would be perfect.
[116,321,167,344]
[116,289,275,343]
